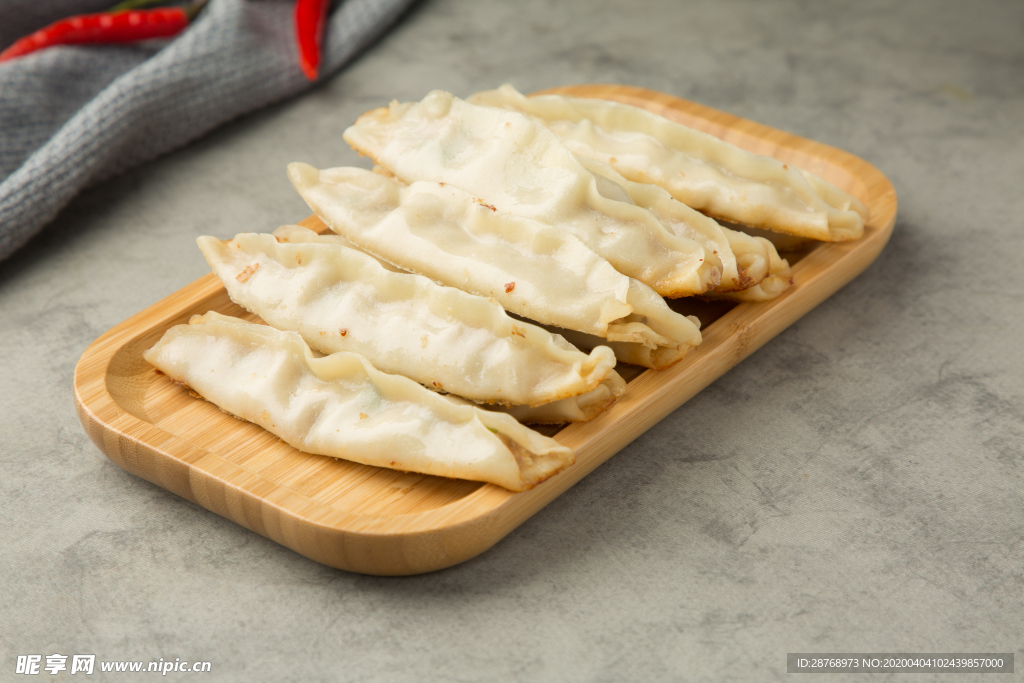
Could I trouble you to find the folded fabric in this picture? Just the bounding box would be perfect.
[0,0,416,262]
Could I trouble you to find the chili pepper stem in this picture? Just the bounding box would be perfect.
[183,0,209,21]
[107,0,174,12]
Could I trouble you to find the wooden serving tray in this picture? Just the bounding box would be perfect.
[74,85,897,576]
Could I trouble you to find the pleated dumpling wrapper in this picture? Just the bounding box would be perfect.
[198,226,618,410]
[578,157,793,302]
[264,226,626,424]
[342,90,720,298]
[495,371,625,424]
[469,85,867,242]
[143,312,574,492]
[702,236,793,303]
[288,163,702,369]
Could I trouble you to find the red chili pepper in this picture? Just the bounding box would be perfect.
[0,7,192,63]
[294,0,329,81]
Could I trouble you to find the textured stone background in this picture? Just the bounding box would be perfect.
[1,0,1021,681]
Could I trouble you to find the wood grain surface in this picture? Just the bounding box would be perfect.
[73,85,897,576]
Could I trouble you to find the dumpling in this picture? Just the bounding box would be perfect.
[702,236,793,303]
[198,226,617,409]
[498,371,627,424]
[288,163,702,369]
[469,85,867,242]
[531,325,686,371]
[143,312,574,491]
[269,225,626,422]
[577,158,793,302]
[577,156,792,300]
[342,90,720,297]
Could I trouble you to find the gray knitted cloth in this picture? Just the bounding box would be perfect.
[0,0,415,262]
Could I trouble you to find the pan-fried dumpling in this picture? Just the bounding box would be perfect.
[143,312,574,491]
[702,236,793,303]
[267,225,626,422]
[469,85,867,242]
[265,226,626,422]
[499,371,627,424]
[535,326,681,371]
[581,156,755,291]
[578,157,792,302]
[342,90,720,297]
[198,227,617,409]
[288,163,702,369]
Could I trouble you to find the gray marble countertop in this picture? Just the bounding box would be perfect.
[2,1,1021,681]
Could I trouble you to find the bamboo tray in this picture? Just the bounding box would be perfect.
[74,85,897,576]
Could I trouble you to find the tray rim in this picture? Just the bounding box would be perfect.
[73,84,897,575]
